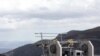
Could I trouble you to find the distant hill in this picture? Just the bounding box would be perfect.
[4,26,100,56]
[0,49,11,54]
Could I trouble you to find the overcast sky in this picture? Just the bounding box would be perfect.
[0,0,100,43]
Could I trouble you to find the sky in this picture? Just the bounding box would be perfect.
[0,0,100,47]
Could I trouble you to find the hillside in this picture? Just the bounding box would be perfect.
[56,27,100,54]
[4,40,51,56]
[4,26,100,56]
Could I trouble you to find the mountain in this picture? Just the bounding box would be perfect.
[4,40,51,56]
[4,26,100,56]
[56,26,100,54]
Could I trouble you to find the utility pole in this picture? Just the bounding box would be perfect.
[40,33,45,56]
[35,32,45,56]
[35,32,58,56]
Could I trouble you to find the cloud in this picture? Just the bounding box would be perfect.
[32,17,100,33]
[0,0,96,19]
[0,0,100,43]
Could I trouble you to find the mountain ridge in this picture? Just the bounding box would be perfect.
[4,26,100,56]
